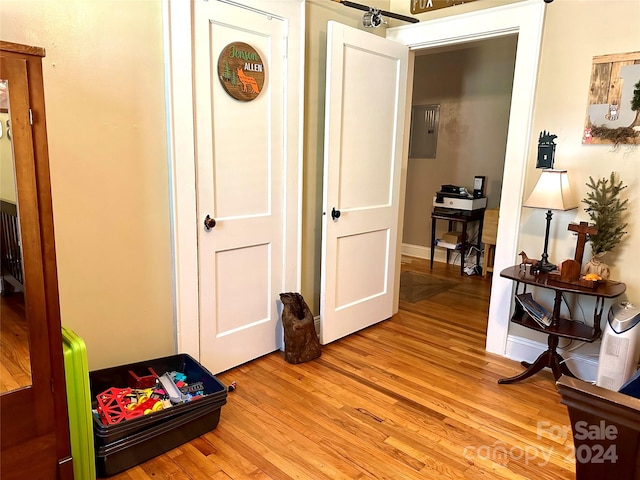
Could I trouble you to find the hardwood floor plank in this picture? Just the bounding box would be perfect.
[202,428,287,479]
[231,365,424,478]
[140,453,192,479]
[250,360,466,479]
[168,443,226,479]
[103,259,575,480]
[221,394,354,479]
[258,362,473,476]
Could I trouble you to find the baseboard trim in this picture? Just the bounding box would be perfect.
[401,243,429,260]
[401,242,471,266]
[505,334,599,383]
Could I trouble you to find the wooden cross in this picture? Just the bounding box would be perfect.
[568,221,598,265]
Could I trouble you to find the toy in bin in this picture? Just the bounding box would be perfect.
[127,367,159,388]
[96,387,145,425]
[95,387,167,425]
[95,369,207,426]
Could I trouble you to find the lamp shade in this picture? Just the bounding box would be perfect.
[524,169,578,211]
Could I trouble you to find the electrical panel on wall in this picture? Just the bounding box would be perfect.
[409,104,440,158]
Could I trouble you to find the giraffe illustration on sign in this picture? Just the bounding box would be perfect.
[236,68,260,94]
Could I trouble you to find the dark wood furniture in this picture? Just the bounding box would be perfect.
[498,265,626,384]
[430,207,484,275]
[0,41,73,480]
[557,376,640,480]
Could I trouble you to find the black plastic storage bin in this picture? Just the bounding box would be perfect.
[96,397,226,477]
[89,354,227,477]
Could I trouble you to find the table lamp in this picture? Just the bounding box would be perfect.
[523,169,578,272]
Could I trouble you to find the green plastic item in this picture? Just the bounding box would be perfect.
[62,327,96,480]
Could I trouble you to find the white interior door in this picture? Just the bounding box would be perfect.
[320,21,409,344]
[193,1,287,373]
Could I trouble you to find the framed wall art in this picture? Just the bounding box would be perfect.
[582,51,640,145]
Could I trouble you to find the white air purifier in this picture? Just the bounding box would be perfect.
[596,301,640,391]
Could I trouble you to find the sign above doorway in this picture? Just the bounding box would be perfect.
[410,0,477,15]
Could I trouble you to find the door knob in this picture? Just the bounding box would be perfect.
[204,215,216,230]
[331,207,341,220]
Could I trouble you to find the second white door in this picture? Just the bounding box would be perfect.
[320,22,410,344]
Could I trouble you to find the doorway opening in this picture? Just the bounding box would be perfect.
[400,35,518,325]
[387,0,546,356]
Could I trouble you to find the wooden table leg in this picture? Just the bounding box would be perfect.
[460,220,467,275]
[430,216,436,270]
[498,335,577,384]
[476,217,484,268]
[483,244,494,278]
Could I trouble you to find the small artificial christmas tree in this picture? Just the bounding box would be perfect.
[582,172,628,256]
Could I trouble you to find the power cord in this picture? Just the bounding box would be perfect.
[464,246,482,275]
[559,354,599,384]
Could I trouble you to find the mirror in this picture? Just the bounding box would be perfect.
[0,77,32,393]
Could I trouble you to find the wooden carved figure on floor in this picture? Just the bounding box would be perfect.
[279,292,321,364]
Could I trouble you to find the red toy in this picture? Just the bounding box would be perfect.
[130,397,160,413]
[127,367,159,389]
[96,387,145,425]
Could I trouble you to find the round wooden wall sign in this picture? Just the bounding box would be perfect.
[217,42,265,102]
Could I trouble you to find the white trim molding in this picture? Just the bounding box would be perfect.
[164,0,199,358]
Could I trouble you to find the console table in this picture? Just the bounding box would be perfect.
[498,265,626,384]
[430,208,484,276]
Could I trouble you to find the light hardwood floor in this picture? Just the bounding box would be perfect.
[106,257,576,480]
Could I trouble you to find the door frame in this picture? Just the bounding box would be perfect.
[387,0,546,356]
[163,0,304,359]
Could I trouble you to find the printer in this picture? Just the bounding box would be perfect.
[433,184,487,211]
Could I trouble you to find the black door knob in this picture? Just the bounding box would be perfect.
[204,215,216,230]
[331,207,341,220]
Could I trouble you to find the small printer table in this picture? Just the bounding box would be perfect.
[430,207,484,276]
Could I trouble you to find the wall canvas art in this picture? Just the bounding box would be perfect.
[583,51,640,145]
